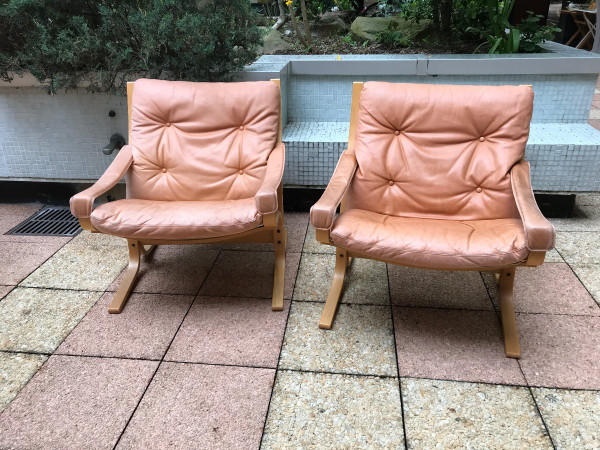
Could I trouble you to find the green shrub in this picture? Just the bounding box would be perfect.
[0,0,262,93]
[376,22,412,47]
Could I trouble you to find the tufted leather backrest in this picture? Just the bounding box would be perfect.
[346,82,533,220]
[126,79,280,201]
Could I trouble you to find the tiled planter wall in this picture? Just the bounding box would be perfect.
[1,42,600,192]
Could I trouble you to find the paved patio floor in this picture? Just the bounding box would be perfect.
[0,196,599,449]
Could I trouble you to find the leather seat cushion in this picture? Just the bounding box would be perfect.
[330,209,528,269]
[90,198,261,240]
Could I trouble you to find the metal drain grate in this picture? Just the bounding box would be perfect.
[5,206,82,237]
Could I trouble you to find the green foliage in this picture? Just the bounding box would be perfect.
[334,0,355,10]
[0,0,262,93]
[341,33,358,46]
[518,11,560,52]
[376,21,411,47]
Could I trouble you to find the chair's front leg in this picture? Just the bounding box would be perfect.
[108,239,141,314]
[272,214,286,311]
[319,249,348,329]
[499,267,521,358]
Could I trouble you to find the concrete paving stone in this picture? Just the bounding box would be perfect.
[279,302,396,376]
[108,245,219,295]
[550,204,600,232]
[532,387,600,450]
[0,352,47,413]
[389,266,493,310]
[200,250,300,300]
[293,253,389,305]
[166,297,290,368]
[394,307,526,385]
[0,203,42,235]
[555,232,600,264]
[0,285,13,300]
[20,241,128,291]
[261,370,404,449]
[402,378,552,449]
[57,292,194,360]
[117,362,274,450]
[0,240,67,285]
[569,264,600,306]
[518,314,600,389]
[0,287,102,353]
[303,226,335,254]
[0,355,157,450]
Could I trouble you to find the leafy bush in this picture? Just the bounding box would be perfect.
[376,22,412,47]
[0,0,262,93]
[518,12,561,52]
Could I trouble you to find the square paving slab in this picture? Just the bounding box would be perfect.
[108,245,219,295]
[57,292,194,360]
[303,226,335,254]
[569,264,600,305]
[293,253,389,305]
[0,285,13,299]
[0,287,102,353]
[389,266,493,310]
[402,378,552,449]
[166,297,290,368]
[279,302,397,376]
[200,250,300,299]
[555,232,600,264]
[0,355,157,450]
[261,370,404,449]
[518,314,600,389]
[393,307,525,385]
[117,362,274,450]
[0,351,47,412]
[532,387,600,449]
[0,240,67,285]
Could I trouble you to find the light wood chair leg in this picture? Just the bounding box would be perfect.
[499,267,520,359]
[319,249,348,329]
[272,221,287,311]
[108,239,141,314]
[141,244,157,257]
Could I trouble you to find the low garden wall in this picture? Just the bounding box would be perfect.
[1,41,600,192]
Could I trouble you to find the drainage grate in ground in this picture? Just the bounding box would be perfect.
[5,206,82,237]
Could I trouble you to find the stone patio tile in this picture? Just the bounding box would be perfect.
[279,302,396,376]
[70,230,126,247]
[518,314,600,389]
[570,264,600,305]
[0,352,47,412]
[555,232,600,264]
[261,370,404,449]
[0,240,67,285]
[108,245,219,295]
[0,287,102,353]
[550,204,600,232]
[389,266,492,310]
[21,241,128,291]
[293,253,389,305]
[220,212,309,253]
[57,292,194,360]
[576,194,600,206]
[303,226,335,253]
[393,307,525,385]
[117,362,273,450]
[0,285,13,299]
[200,250,300,300]
[166,297,290,368]
[0,203,42,235]
[0,355,157,450]
[532,387,600,449]
[482,263,600,315]
[545,248,564,263]
[402,378,552,449]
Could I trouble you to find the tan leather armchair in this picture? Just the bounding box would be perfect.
[71,79,287,313]
[310,82,555,359]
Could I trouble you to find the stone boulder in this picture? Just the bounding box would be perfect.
[350,16,432,43]
[257,27,293,54]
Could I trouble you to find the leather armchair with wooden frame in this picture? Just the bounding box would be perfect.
[70,78,287,314]
[310,82,555,359]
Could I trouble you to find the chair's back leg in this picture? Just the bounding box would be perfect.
[272,214,286,311]
[108,239,141,314]
[499,267,521,358]
[319,249,349,329]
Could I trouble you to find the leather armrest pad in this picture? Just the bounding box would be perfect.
[255,142,285,215]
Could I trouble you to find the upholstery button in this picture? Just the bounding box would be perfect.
[394,130,400,136]
[162,168,167,173]
[476,187,482,193]
[239,169,244,175]
[479,136,485,142]
[240,125,245,130]
[388,180,394,186]
[166,122,171,127]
